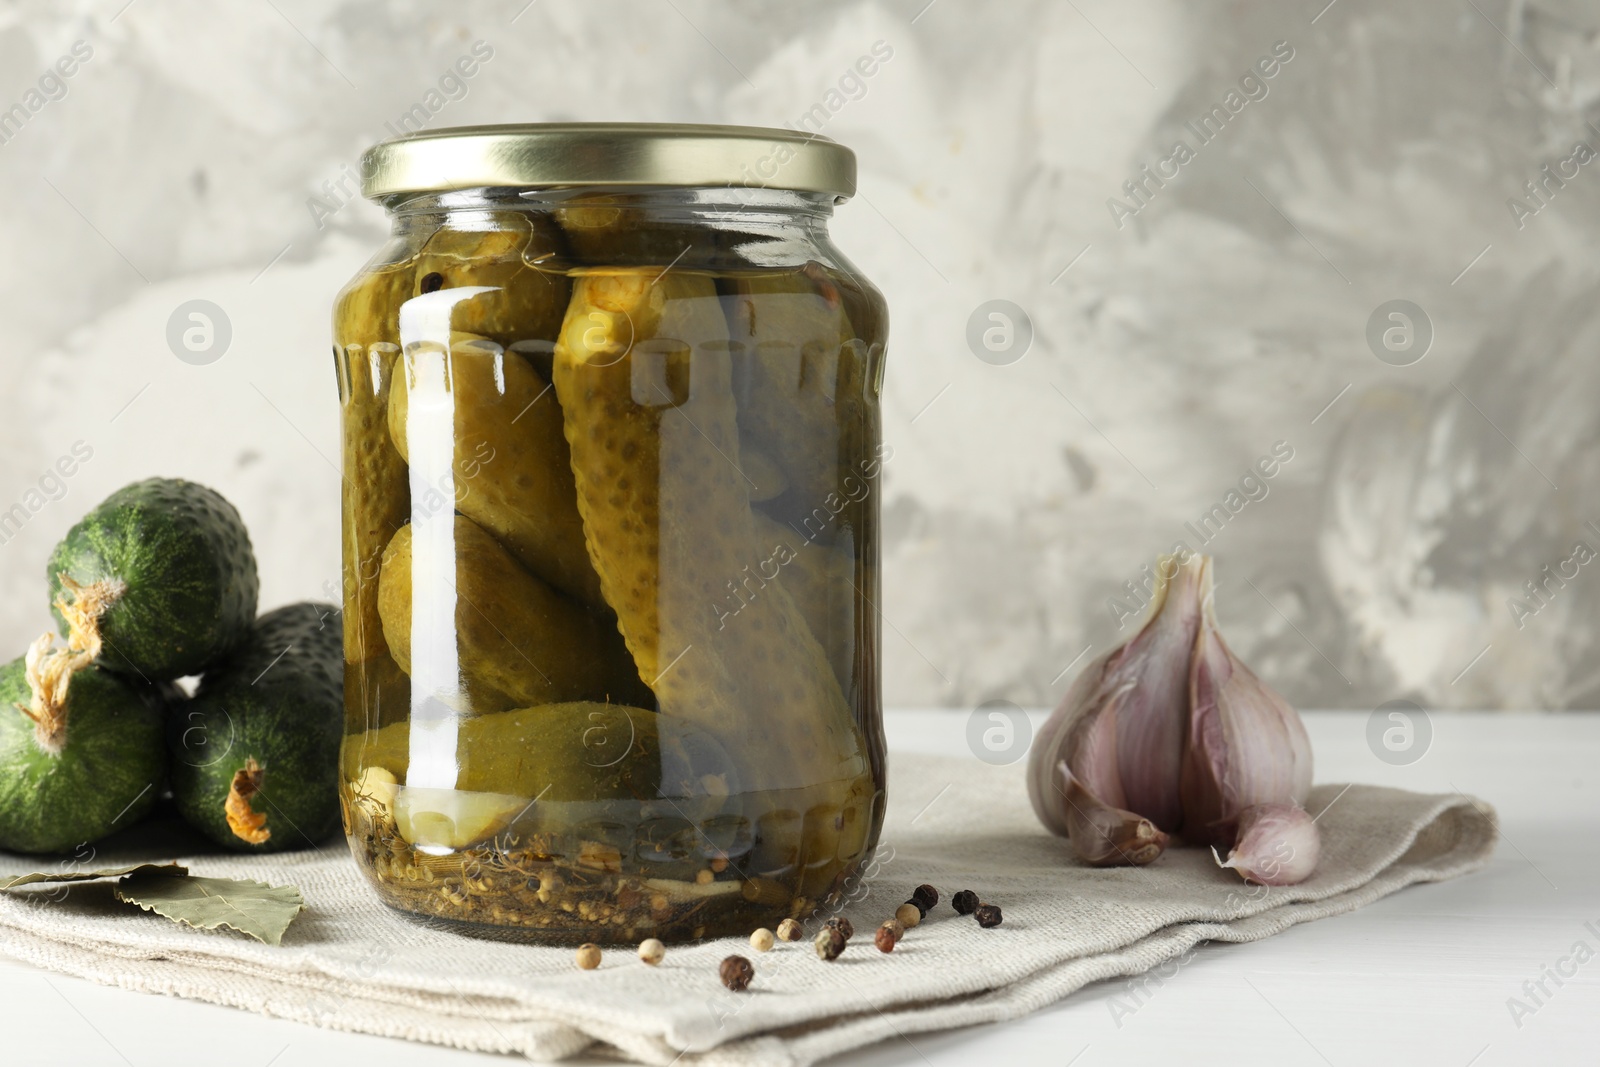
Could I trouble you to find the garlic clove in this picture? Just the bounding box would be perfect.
[1112,556,1207,833]
[1213,802,1320,886]
[1028,554,1205,840]
[1057,765,1169,866]
[1028,639,1117,838]
[1180,577,1313,847]
[1033,654,1169,866]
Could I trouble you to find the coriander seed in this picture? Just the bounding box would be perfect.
[720,955,754,991]
[952,889,979,915]
[975,903,1003,928]
[750,927,776,952]
[637,938,665,966]
[776,918,804,942]
[814,926,847,961]
[575,943,602,970]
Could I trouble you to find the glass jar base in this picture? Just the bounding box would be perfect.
[347,813,869,946]
[370,884,815,946]
[358,854,855,946]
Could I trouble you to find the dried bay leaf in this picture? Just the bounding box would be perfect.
[115,871,305,946]
[3,864,306,946]
[0,863,187,890]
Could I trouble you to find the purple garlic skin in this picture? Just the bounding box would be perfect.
[1180,583,1314,847]
[1027,555,1206,865]
[1214,803,1321,886]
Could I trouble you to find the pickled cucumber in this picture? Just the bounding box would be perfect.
[826,264,889,516]
[372,703,664,850]
[555,194,710,264]
[376,516,651,714]
[354,702,663,802]
[345,703,741,852]
[410,217,571,346]
[387,337,604,608]
[550,270,867,794]
[752,514,853,689]
[339,220,584,649]
[335,265,412,664]
[553,196,631,260]
[722,267,857,514]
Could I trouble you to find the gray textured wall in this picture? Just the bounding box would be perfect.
[0,0,1594,711]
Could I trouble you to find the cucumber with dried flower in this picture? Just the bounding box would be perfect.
[168,602,343,852]
[0,630,166,854]
[47,478,259,680]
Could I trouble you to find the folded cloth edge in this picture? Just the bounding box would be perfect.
[0,780,1498,1066]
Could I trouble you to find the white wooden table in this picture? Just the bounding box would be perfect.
[3,710,1594,1066]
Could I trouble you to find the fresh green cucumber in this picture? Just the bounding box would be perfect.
[0,644,166,854]
[47,478,259,680]
[168,602,342,851]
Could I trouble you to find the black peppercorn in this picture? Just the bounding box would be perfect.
[952,889,979,915]
[419,271,445,293]
[825,916,854,940]
[911,884,939,911]
[814,926,847,961]
[974,903,1003,928]
[903,898,927,919]
[719,954,754,991]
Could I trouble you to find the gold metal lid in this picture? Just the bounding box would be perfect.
[361,123,856,200]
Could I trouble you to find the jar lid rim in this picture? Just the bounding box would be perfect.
[360,123,856,200]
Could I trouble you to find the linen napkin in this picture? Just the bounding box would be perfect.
[0,752,1497,1065]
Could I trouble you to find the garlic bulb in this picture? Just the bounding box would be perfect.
[1027,555,1207,865]
[1028,554,1319,884]
[1213,803,1321,886]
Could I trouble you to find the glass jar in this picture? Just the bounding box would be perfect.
[333,124,888,943]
